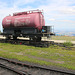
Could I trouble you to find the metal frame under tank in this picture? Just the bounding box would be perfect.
[2,26,54,41]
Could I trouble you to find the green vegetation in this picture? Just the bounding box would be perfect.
[51,36,75,41]
[0,43,75,70]
[63,42,72,47]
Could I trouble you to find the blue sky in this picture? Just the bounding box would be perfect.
[0,0,75,32]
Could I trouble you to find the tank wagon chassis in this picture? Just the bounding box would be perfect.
[1,26,54,47]
[2,26,54,41]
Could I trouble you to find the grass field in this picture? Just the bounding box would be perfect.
[51,36,75,41]
[0,43,75,70]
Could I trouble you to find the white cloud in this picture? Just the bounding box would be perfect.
[59,6,75,15]
[59,20,75,23]
[49,19,75,23]
[49,19,55,21]
[13,0,36,8]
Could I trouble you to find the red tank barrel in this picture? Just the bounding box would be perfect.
[2,10,45,30]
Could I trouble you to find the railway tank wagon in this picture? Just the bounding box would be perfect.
[2,10,54,41]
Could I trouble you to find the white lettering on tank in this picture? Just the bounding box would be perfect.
[15,16,30,20]
[25,19,30,25]
[14,19,30,27]
[6,19,11,22]
[14,20,20,26]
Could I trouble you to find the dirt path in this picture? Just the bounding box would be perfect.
[0,36,75,44]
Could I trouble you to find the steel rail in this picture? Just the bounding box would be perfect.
[0,57,75,75]
[0,63,29,75]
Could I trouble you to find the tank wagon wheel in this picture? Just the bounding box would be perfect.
[33,37,41,42]
[29,37,41,42]
[36,37,41,42]
[13,36,17,40]
[6,36,11,39]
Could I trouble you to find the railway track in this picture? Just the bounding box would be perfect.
[0,35,75,47]
[0,39,54,47]
[0,57,75,75]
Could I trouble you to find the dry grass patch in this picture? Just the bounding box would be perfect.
[51,36,75,41]
[0,43,75,70]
